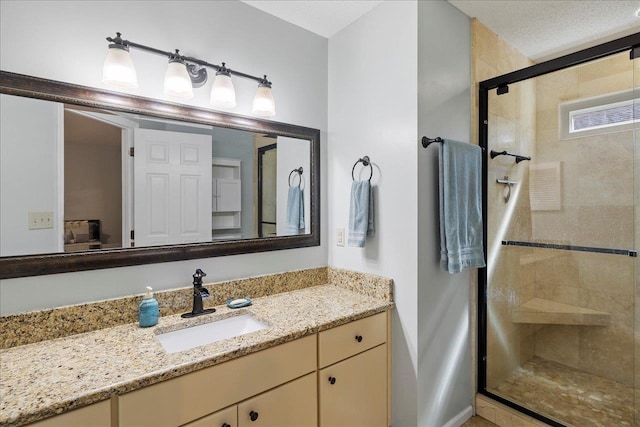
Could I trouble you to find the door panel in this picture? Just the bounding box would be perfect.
[319,345,387,427]
[237,373,316,427]
[134,129,212,246]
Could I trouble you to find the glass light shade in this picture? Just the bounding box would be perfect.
[252,85,276,117]
[210,73,236,108]
[102,47,138,88]
[163,61,194,99]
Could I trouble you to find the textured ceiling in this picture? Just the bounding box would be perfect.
[243,1,639,61]
[447,0,640,60]
[241,0,384,38]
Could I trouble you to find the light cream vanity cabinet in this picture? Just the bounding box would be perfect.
[24,311,389,427]
[183,373,317,427]
[26,400,111,427]
[118,335,316,427]
[182,405,237,427]
[236,373,317,427]
[318,312,389,427]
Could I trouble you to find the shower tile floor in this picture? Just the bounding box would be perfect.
[491,357,635,427]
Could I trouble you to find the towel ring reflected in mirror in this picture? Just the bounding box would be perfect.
[288,167,303,187]
[352,155,373,181]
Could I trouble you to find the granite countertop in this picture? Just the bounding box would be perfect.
[0,283,393,427]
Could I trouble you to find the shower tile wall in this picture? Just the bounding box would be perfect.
[471,20,537,388]
[530,51,635,387]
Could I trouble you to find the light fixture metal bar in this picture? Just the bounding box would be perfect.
[107,33,271,86]
[126,40,173,58]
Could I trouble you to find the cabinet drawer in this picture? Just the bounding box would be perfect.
[318,312,386,368]
[28,400,110,427]
[238,373,317,427]
[119,334,316,427]
[319,345,387,427]
[181,405,237,427]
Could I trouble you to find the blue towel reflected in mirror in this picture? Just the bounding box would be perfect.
[285,186,305,235]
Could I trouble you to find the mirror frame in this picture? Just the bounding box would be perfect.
[0,71,320,279]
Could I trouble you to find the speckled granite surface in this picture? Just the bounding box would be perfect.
[328,267,393,302]
[0,271,392,427]
[0,267,328,349]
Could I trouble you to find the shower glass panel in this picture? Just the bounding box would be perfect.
[484,50,637,426]
[633,49,639,427]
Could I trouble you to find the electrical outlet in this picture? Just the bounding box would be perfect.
[336,227,345,246]
[28,211,54,230]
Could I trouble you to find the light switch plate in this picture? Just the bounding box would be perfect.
[336,227,345,246]
[29,211,54,230]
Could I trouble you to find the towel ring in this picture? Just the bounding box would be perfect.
[288,167,303,187]
[352,156,373,181]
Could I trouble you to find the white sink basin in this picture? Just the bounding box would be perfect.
[156,314,267,354]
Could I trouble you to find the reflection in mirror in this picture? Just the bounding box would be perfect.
[0,93,311,257]
[0,71,319,279]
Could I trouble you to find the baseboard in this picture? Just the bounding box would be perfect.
[442,405,473,427]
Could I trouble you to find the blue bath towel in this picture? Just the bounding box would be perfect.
[348,180,374,247]
[439,139,486,273]
[285,186,304,235]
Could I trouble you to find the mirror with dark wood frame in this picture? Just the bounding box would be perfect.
[0,71,320,279]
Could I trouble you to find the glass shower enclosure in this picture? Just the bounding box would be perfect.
[478,35,639,427]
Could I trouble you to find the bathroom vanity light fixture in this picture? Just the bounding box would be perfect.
[102,32,275,117]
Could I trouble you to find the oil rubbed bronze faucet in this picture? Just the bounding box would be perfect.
[181,269,216,318]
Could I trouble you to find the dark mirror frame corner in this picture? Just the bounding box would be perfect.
[0,70,321,279]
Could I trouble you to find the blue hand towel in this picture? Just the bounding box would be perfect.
[285,186,304,235]
[348,180,374,247]
[439,139,486,273]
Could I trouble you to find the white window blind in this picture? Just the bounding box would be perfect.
[570,99,640,133]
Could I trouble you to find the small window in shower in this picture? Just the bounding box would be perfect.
[559,88,639,139]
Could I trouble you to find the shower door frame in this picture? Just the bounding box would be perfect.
[477,32,640,427]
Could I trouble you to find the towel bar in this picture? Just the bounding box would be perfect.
[490,150,531,163]
[421,136,444,148]
[421,136,486,151]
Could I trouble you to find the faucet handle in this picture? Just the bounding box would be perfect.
[193,268,206,286]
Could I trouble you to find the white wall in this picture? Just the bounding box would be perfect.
[328,2,419,425]
[0,95,62,256]
[417,2,472,426]
[328,1,472,426]
[0,0,328,315]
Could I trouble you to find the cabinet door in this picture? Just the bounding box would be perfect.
[213,179,241,212]
[319,344,387,427]
[27,400,110,427]
[181,405,237,427]
[238,373,316,427]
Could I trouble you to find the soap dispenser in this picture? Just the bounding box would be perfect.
[139,286,159,327]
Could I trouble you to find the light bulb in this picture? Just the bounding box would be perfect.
[102,46,138,88]
[252,84,276,117]
[163,60,193,99]
[210,72,236,108]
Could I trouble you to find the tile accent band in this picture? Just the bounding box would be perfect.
[501,240,638,257]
